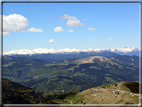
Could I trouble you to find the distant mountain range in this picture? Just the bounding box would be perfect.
[3,47,140,56]
[4,51,119,63]
[3,47,140,64]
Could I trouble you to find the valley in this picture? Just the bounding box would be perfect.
[2,52,140,104]
[3,55,139,92]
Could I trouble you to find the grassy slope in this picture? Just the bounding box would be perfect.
[51,82,140,104]
[3,78,140,104]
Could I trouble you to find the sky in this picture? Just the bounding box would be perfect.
[2,2,140,52]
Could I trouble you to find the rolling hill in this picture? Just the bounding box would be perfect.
[3,56,49,80]
[4,55,138,92]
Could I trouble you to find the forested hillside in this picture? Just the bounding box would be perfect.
[3,56,139,92]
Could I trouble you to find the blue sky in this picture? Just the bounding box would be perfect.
[3,3,139,52]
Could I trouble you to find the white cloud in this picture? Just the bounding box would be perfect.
[47,39,57,43]
[108,38,113,40]
[28,27,43,32]
[63,41,70,43]
[3,14,29,35]
[88,27,96,31]
[66,29,74,32]
[84,19,88,21]
[81,40,87,42]
[60,14,85,27]
[54,26,64,32]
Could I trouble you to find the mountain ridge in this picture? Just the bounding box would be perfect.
[3,51,119,63]
[3,47,140,56]
[7,55,138,92]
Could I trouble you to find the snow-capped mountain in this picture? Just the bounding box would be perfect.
[105,47,138,53]
[105,47,140,56]
[3,47,140,56]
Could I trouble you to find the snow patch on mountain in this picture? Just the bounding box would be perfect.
[3,47,140,55]
[105,47,140,53]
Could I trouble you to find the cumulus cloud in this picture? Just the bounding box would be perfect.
[60,14,85,27]
[108,38,113,40]
[66,29,74,32]
[81,40,87,42]
[88,27,96,31]
[54,26,64,32]
[63,41,70,43]
[28,27,43,32]
[84,19,88,21]
[47,39,57,43]
[3,14,29,35]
